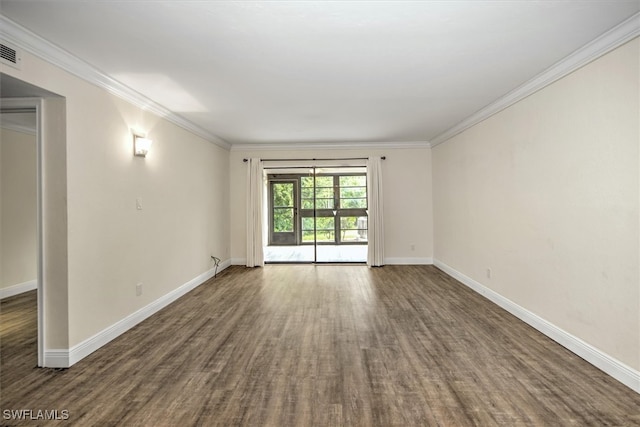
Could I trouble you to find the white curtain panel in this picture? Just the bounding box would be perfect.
[246,158,264,267]
[367,156,385,267]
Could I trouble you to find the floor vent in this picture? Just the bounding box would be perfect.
[1,42,22,69]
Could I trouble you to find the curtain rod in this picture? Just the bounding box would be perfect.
[243,156,385,162]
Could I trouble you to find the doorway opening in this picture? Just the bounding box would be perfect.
[265,166,368,263]
[1,73,66,367]
[0,103,40,367]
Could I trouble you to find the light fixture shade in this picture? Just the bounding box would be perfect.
[134,135,153,157]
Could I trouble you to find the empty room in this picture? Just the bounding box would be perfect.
[1,1,639,426]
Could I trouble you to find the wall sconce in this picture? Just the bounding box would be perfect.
[133,134,153,157]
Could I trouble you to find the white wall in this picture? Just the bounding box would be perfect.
[230,146,433,264]
[2,50,230,351]
[0,127,37,290]
[433,38,639,371]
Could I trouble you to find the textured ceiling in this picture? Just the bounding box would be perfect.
[1,1,638,145]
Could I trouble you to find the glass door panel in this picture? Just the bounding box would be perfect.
[314,169,367,263]
[269,181,296,245]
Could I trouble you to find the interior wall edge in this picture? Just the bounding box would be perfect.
[434,259,640,394]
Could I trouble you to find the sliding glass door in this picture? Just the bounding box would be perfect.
[264,167,367,263]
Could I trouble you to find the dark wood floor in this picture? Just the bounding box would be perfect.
[1,265,639,426]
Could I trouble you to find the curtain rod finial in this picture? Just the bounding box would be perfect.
[243,158,248,162]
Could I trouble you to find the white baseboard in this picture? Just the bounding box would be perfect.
[43,350,69,368]
[433,259,640,394]
[0,280,37,299]
[217,258,232,272]
[44,261,231,368]
[385,257,433,265]
[235,257,434,266]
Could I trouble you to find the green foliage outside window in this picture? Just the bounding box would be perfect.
[270,173,368,243]
[272,183,294,232]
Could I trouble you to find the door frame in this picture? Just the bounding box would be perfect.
[265,169,368,264]
[1,97,45,366]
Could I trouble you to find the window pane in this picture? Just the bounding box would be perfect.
[340,216,367,242]
[340,216,358,229]
[315,198,334,209]
[302,199,314,209]
[273,183,293,207]
[273,208,294,232]
[339,176,366,187]
[316,231,335,242]
[340,187,366,198]
[316,217,334,231]
[341,198,367,209]
[315,187,334,198]
[301,187,314,198]
[315,217,335,242]
[302,217,335,242]
[302,217,315,230]
[315,176,333,187]
[301,176,314,187]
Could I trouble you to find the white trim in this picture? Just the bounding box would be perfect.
[0,15,231,150]
[385,257,433,265]
[0,280,37,299]
[430,12,640,147]
[231,141,431,152]
[43,261,231,368]
[235,257,435,265]
[231,257,433,265]
[1,97,46,367]
[433,259,640,394]
[217,258,233,271]
[1,122,37,135]
[43,349,69,368]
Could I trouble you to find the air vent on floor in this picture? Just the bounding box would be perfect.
[0,42,22,70]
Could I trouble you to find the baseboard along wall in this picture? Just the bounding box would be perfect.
[43,259,232,368]
[232,257,434,266]
[43,257,640,395]
[433,259,640,394]
[0,280,37,300]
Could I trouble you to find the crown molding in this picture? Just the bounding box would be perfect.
[0,15,231,150]
[230,140,431,152]
[430,11,640,147]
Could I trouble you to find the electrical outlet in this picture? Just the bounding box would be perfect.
[410,244,415,251]
[486,268,492,279]
[136,283,143,296]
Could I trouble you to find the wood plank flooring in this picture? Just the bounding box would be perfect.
[1,265,639,426]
